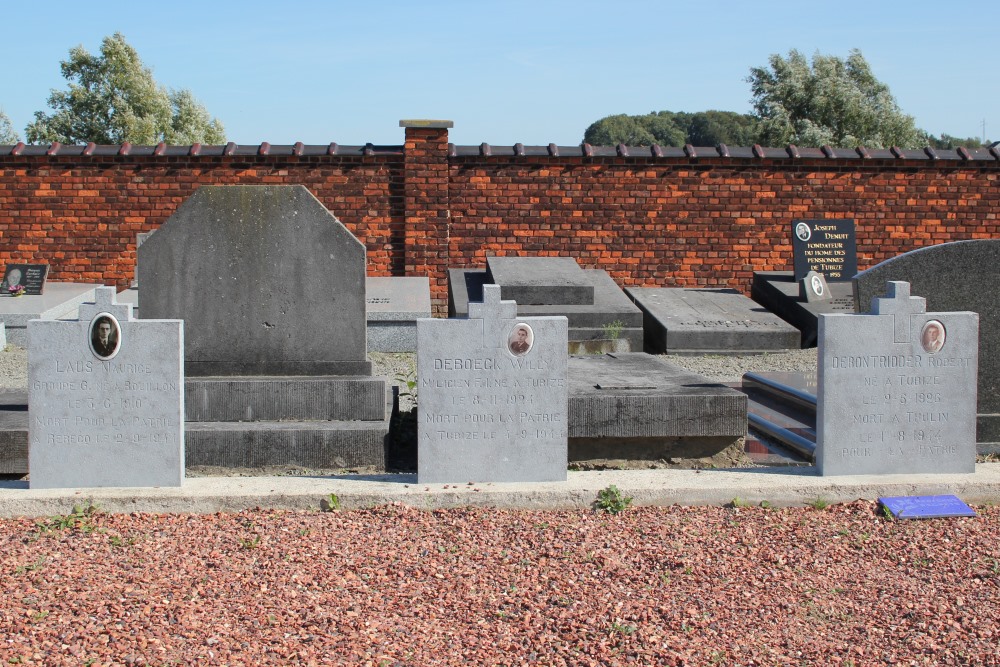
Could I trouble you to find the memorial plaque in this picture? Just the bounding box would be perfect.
[1,264,48,296]
[879,495,977,519]
[792,219,857,281]
[417,285,568,483]
[817,281,978,476]
[28,287,184,488]
[799,271,830,303]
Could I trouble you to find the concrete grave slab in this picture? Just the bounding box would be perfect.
[854,240,1000,452]
[751,271,855,347]
[625,287,799,354]
[418,285,568,483]
[28,287,184,488]
[567,353,747,463]
[0,283,99,347]
[139,185,369,376]
[486,256,594,305]
[817,281,978,476]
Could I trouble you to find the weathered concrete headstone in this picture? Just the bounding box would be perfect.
[417,285,568,483]
[139,185,369,376]
[625,287,799,354]
[366,276,431,353]
[817,281,978,475]
[28,287,184,488]
[854,240,1000,452]
[792,219,857,281]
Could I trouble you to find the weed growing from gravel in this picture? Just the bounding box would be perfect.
[238,535,261,550]
[609,619,637,635]
[807,497,830,510]
[35,502,102,535]
[13,556,46,575]
[324,493,342,511]
[729,497,752,508]
[594,485,633,514]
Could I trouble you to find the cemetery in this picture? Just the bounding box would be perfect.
[0,121,996,506]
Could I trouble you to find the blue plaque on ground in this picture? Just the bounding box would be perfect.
[879,495,977,520]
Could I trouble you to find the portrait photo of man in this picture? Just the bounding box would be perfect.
[1,266,23,293]
[90,314,121,359]
[508,323,533,356]
[794,222,811,242]
[920,319,946,354]
[810,274,824,297]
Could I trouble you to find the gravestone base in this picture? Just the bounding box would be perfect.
[184,418,391,470]
[0,389,27,474]
[751,271,856,347]
[569,435,748,468]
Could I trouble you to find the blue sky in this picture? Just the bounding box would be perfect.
[3,0,997,147]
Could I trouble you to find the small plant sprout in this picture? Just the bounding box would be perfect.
[594,485,633,514]
[601,319,625,340]
[729,497,751,508]
[807,497,830,510]
[324,493,342,511]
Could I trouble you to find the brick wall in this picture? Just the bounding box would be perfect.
[1,127,997,316]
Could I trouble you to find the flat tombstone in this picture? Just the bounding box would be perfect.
[417,285,568,483]
[486,256,594,305]
[792,219,857,281]
[28,287,184,488]
[138,185,368,376]
[817,281,978,475]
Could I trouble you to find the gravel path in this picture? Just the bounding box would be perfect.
[1,501,997,665]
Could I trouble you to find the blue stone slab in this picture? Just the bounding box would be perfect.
[879,495,977,520]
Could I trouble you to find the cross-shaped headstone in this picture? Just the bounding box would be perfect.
[78,287,133,323]
[870,281,926,343]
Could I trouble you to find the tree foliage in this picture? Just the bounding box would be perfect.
[747,49,921,148]
[26,33,224,145]
[0,109,19,143]
[583,110,758,147]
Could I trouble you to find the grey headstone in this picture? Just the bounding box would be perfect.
[28,287,184,488]
[366,276,432,353]
[854,240,1000,449]
[486,256,594,305]
[817,281,978,476]
[625,287,799,354]
[800,271,830,303]
[0,283,99,347]
[417,285,568,483]
[139,185,369,376]
[0,322,5,349]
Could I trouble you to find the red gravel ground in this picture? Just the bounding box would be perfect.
[1,501,999,666]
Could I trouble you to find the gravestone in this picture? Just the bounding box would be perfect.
[139,185,369,376]
[366,276,431,353]
[449,258,643,351]
[138,185,390,470]
[28,287,184,488]
[817,281,978,476]
[417,285,568,483]
[625,287,799,354]
[1,264,49,296]
[791,219,857,281]
[854,240,1000,453]
[486,256,594,305]
[800,271,830,303]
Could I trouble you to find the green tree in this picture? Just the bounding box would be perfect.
[922,132,984,149]
[0,109,19,143]
[747,48,921,148]
[26,33,224,145]
[583,109,759,147]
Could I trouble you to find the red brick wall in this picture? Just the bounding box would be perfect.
[1,128,997,317]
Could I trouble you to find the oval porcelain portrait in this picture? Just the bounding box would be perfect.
[90,313,122,360]
[508,323,534,357]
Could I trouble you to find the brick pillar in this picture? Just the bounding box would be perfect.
[401,119,452,316]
